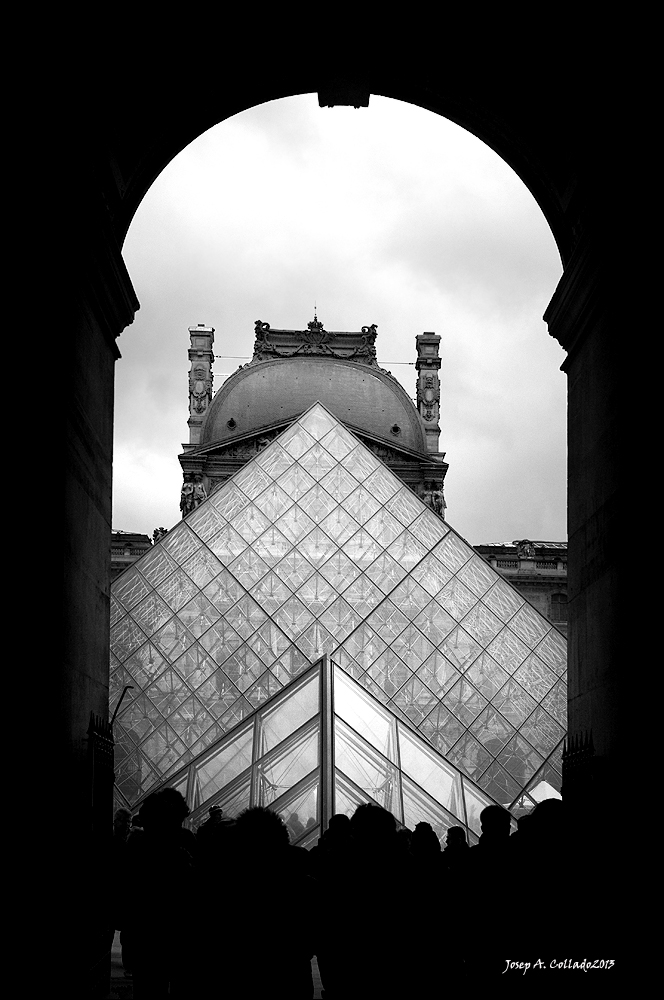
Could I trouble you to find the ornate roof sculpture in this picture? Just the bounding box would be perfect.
[112,403,566,844]
[251,315,383,367]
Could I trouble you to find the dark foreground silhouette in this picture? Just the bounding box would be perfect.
[112,793,581,997]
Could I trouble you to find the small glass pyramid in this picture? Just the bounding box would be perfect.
[111,403,566,843]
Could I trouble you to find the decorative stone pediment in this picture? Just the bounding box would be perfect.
[251,317,379,367]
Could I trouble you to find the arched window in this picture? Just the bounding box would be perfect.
[550,592,567,622]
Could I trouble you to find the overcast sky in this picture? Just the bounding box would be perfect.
[115,95,566,546]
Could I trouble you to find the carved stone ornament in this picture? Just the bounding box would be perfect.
[514,539,536,559]
[189,363,212,414]
[249,318,384,368]
[424,487,446,517]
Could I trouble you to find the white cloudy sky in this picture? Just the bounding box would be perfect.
[115,95,566,546]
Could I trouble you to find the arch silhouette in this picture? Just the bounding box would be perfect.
[63,43,616,992]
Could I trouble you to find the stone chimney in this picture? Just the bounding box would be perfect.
[415,332,441,453]
[187,324,215,445]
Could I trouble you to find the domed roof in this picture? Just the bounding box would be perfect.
[200,355,428,454]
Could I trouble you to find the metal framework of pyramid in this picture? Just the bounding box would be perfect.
[110,403,566,845]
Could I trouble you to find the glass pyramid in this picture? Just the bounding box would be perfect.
[110,402,566,844]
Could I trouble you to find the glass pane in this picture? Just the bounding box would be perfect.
[156,568,199,612]
[319,507,360,545]
[486,627,530,674]
[230,504,272,542]
[391,624,434,667]
[253,484,293,522]
[334,666,397,762]
[257,723,319,805]
[132,594,172,637]
[342,529,384,570]
[437,577,477,621]
[442,678,488,726]
[460,602,503,646]
[273,504,315,544]
[464,653,509,700]
[202,570,245,613]
[415,651,460,699]
[207,525,248,563]
[278,424,316,458]
[299,526,338,567]
[259,670,320,755]
[389,578,431,619]
[317,602,361,646]
[344,487,382,527]
[299,402,338,439]
[319,424,356,460]
[176,599,221,645]
[364,552,408,593]
[419,705,466,755]
[276,464,316,501]
[363,508,404,546]
[114,567,151,612]
[319,464,360,501]
[398,724,462,818]
[512,654,557,701]
[408,510,449,548]
[233,462,273,501]
[402,774,464,839]
[299,442,337,480]
[318,552,362,590]
[483,578,524,623]
[247,622,292,665]
[209,481,249,521]
[385,488,422,526]
[250,572,291,615]
[254,442,294,479]
[432,532,473,573]
[273,596,315,639]
[274,550,316,589]
[138,546,179,588]
[363,466,401,503]
[252,527,292,567]
[198,620,243,665]
[446,733,494,783]
[366,649,411,699]
[535,630,567,676]
[335,769,377,816]
[392,677,438,726]
[342,576,384,617]
[278,783,320,843]
[298,483,338,522]
[296,621,336,659]
[410,554,452,597]
[160,524,202,565]
[386,531,428,570]
[335,719,401,817]
[296,573,338,616]
[457,554,497,597]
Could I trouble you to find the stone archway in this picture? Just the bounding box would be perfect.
[63,45,616,994]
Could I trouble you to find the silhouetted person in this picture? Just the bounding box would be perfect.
[316,804,418,999]
[201,806,316,999]
[442,825,470,872]
[465,804,513,979]
[287,811,305,841]
[195,804,236,871]
[121,789,196,999]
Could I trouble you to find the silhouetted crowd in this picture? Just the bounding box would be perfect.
[109,792,571,998]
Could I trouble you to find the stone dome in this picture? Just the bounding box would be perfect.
[200,356,429,454]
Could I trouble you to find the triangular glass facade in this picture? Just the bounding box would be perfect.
[111,403,566,843]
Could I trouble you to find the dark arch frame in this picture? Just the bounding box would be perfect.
[62,46,616,993]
